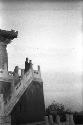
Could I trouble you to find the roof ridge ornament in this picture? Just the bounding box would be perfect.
[0,29,18,44]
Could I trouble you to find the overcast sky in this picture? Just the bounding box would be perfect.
[0,0,83,111]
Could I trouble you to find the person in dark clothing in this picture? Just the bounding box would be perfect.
[25,57,29,73]
[29,60,32,69]
[25,58,33,73]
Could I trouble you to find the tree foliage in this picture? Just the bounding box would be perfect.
[46,101,65,116]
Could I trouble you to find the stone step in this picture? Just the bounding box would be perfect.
[4,69,33,115]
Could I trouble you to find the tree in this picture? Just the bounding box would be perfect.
[46,101,65,116]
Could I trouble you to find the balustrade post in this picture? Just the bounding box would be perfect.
[56,115,61,125]
[21,69,24,78]
[69,114,75,125]
[66,114,69,125]
[38,65,41,78]
[49,115,54,125]
[45,116,49,125]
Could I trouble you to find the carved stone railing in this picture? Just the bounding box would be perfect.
[45,114,75,125]
[4,69,33,115]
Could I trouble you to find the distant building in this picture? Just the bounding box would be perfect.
[0,29,45,125]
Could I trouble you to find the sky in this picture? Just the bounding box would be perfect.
[0,0,83,111]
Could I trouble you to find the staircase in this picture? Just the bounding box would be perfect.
[4,69,34,116]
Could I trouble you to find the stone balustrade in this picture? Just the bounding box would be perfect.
[3,67,42,116]
[45,114,75,125]
[4,69,33,115]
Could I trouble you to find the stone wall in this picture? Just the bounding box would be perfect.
[11,81,45,125]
